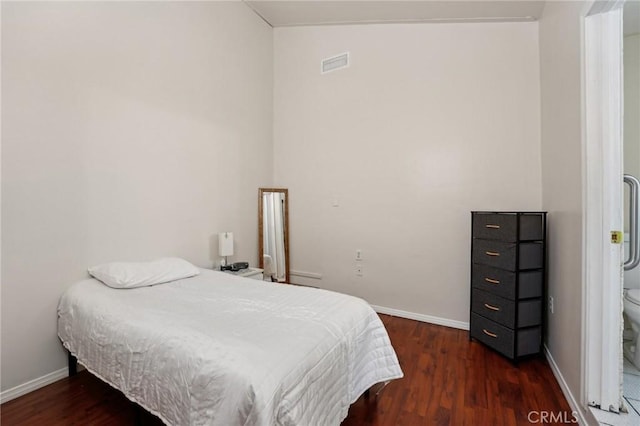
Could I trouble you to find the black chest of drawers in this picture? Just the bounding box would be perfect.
[469,211,547,361]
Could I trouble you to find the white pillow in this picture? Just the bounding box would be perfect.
[88,257,200,289]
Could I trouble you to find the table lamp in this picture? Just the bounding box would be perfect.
[218,232,234,268]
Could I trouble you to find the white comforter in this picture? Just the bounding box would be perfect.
[58,269,403,425]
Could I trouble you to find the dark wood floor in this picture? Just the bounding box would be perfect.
[1,314,572,425]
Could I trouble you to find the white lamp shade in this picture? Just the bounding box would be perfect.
[218,232,234,257]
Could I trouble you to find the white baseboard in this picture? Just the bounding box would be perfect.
[543,345,594,426]
[0,367,68,404]
[290,269,322,280]
[371,304,469,330]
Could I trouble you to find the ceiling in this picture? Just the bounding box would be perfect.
[245,1,546,27]
[245,0,640,35]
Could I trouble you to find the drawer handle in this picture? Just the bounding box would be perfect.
[482,329,498,338]
[484,303,500,311]
[485,224,501,229]
[485,251,500,257]
[485,277,500,284]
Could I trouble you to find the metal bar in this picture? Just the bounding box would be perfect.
[470,212,475,343]
[375,380,391,396]
[624,175,640,270]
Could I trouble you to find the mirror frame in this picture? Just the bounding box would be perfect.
[258,188,290,283]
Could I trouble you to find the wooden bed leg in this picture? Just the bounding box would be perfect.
[68,351,78,377]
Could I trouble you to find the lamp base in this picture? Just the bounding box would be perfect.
[220,257,228,270]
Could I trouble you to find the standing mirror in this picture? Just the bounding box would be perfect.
[258,188,289,283]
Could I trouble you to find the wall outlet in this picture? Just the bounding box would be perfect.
[356,249,362,261]
[549,296,554,314]
[355,264,363,276]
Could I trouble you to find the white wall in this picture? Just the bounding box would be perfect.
[625,33,640,182]
[1,1,273,392]
[624,33,640,289]
[273,22,542,323]
[538,0,588,411]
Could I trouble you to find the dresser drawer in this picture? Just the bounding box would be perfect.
[470,313,515,358]
[472,289,542,328]
[472,289,515,327]
[473,213,518,241]
[473,213,544,242]
[473,240,544,271]
[472,264,543,300]
[470,313,542,359]
[473,240,516,270]
[471,264,516,299]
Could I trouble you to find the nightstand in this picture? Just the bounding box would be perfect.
[223,267,264,281]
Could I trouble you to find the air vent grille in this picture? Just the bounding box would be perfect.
[321,52,349,74]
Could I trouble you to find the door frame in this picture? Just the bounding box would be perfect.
[583,0,625,413]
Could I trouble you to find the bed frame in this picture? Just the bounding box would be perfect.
[67,349,386,405]
[68,351,77,376]
[68,350,147,423]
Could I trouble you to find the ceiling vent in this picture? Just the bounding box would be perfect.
[321,52,349,74]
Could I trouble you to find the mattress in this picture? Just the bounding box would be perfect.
[57,269,403,425]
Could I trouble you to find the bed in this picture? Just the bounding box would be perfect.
[58,267,403,425]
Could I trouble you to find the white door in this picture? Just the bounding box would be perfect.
[584,1,625,413]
